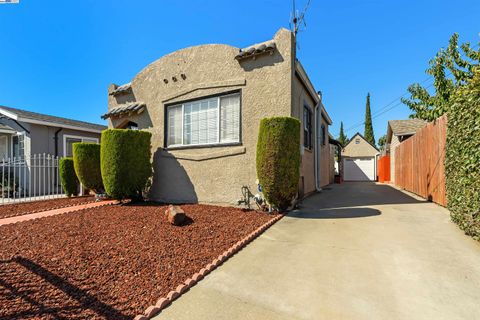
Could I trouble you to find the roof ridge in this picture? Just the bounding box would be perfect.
[0,105,107,129]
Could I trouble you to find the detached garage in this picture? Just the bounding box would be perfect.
[342,133,379,181]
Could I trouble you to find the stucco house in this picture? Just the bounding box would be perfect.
[342,132,379,181]
[0,105,106,159]
[385,119,426,183]
[103,28,333,204]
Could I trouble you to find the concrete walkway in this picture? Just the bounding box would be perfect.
[156,182,480,320]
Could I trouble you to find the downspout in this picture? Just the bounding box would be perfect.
[314,101,322,192]
[54,128,62,157]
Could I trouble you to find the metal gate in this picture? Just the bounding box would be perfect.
[0,154,65,204]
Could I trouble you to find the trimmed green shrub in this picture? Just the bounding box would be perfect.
[445,67,480,240]
[59,157,79,197]
[73,142,103,193]
[256,117,301,211]
[100,129,152,200]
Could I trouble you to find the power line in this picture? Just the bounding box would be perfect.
[344,76,433,133]
[343,42,479,135]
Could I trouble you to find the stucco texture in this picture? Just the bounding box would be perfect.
[107,28,330,204]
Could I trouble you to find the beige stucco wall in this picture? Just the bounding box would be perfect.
[329,144,336,184]
[342,134,379,158]
[318,115,331,188]
[292,75,316,195]
[290,70,331,195]
[107,29,298,204]
[389,135,400,183]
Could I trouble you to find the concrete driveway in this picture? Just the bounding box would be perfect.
[155,182,480,320]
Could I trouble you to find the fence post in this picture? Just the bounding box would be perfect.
[28,155,31,200]
[47,154,51,199]
[43,153,46,198]
[1,158,4,204]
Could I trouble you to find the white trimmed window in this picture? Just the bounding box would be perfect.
[63,135,99,157]
[12,133,25,159]
[167,93,240,147]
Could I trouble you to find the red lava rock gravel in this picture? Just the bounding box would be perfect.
[0,203,277,319]
[0,196,95,219]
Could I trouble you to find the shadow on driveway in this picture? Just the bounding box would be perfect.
[300,182,425,211]
[288,207,381,219]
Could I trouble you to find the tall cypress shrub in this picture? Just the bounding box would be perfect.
[59,158,79,197]
[256,117,300,211]
[73,143,103,193]
[364,93,375,146]
[338,121,348,147]
[100,129,152,200]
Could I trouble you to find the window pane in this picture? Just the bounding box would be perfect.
[183,98,218,145]
[168,105,182,146]
[13,134,25,159]
[12,135,18,158]
[220,94,240,143]
[66,138,82,157]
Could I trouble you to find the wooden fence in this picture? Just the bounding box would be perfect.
[394,115,447,206]
[377,155,390,183]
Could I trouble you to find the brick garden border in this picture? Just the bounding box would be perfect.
[0,196,97,220]
[133,213,284,320]
[0,200,118,226]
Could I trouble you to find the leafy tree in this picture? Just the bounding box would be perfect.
[378,134,387,150]
[364,93,375,146]
[402,33,480,121]
[338,121,348,147]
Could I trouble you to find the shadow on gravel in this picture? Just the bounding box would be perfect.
[288,207,381,219]
[0,257,129,320]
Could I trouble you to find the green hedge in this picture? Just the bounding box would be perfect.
[256,117,300,211]
[59,157,79,197]
[446,68,480,240]
[100,129,152,200]
[73,143,103,193]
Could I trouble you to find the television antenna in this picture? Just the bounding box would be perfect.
[290,0,312,36]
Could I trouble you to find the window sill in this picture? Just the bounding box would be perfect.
[162,145,246,161]
[165,142,242,151]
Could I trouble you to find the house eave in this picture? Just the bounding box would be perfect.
[295,61,333,125]
[17,117,104,133]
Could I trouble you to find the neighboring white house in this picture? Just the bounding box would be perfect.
[342,132,379,181]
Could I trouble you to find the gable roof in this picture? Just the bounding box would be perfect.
[0,106,107,133]
[343,132,380,153]
[387,119,426,142]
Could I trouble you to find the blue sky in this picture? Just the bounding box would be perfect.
[0,0,479,141]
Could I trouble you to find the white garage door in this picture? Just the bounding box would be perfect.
[344,157,376,181]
